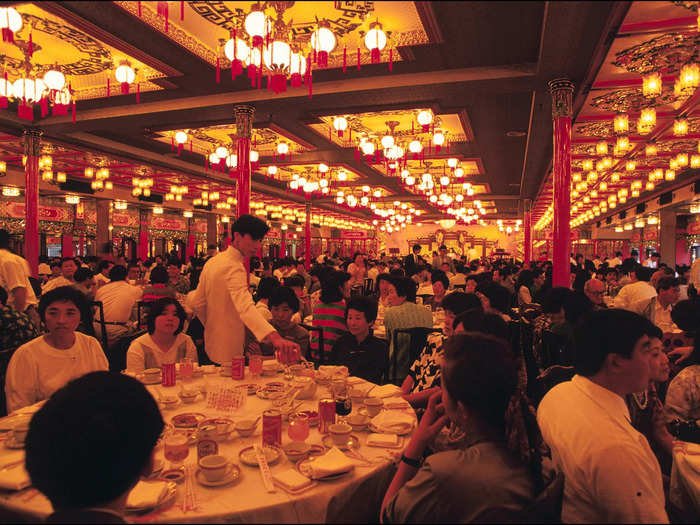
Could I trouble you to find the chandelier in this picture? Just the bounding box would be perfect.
[220,2,393,96]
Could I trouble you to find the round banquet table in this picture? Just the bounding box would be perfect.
[0,367,415,524]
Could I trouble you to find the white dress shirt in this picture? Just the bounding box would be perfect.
[42,276,73,294]
[689,258,700,290]
[187,246,274,364]
[0,249,37,310]
[94,280,143,340]
[613,280,656,311]
[537,375,668,523]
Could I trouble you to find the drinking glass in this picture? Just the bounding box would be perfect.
[287,413,310,442]
[331,378,352,422]
[180,357,194,379]
[163,432,189,470]
[249,355,263,377]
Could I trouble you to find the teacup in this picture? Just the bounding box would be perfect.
[143,368,160,382]
[161,395,179,408]
[364,397,383,417]
[282,442,310,462]
[11,421,29,444]
[179,389,198,404]
[347,413,370,431]
[198,455,230,482]
[329,422,352,446]
[234,419,257,437]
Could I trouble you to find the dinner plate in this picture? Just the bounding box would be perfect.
[195,464,241,487]
[238,445,282,467]
[296,457,354,481]
[125,481,177,513]
[171,412,206,428]
[321,434,361,451]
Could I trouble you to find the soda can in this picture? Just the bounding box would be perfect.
[231,357,245,380]
[262,409,282,447]
[318,398,336,434]
[161,363,176,387]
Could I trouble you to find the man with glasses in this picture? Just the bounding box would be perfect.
[584,278,607,309]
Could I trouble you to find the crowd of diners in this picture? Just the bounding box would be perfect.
[0,218,699,523]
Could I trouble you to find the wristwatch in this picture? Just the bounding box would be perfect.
[400,453,422,468]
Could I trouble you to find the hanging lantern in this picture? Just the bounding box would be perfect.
[616,135,630,151]
[637,108,656,135]
[115,60,135,94]
[337,170,348,181]
[408,140,422,154]
[673,118,688,137]
[433,132,445,153]
[225,154,237,168]
[454,167,464,177]
[43,68,65,93]
[208,152,219,164]
[250,150,259,163]
[678,63,699,95]
[596,141,608,155]
[244,4,270,47]
[665,169,676,181]
[0,7,22,43]
[361,141,375,157]
[642,72,662,98]
[645,143,657,157]
[417,110,433,132]
[13,78,46,103]
[613,113,628,134]
[380,134,394,150]
[333,117,348,137]
[263,40,291,94]
[625,160,635,171]
[690,154,700,168]
[224,37,250,72]
[677,153,689,167]
[439,175,450,186]
[364,22,387,64]
[447,157,458,168]
[405,175,416,186]
[289,51,306,87]
[318,163,329,173]
[311,22,336,68]
[215,146,228,159]
[611,172,621,182]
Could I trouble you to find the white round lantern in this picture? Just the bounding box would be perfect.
[0,77,13,98]
[250,150,259,162]
[417,110,433,127]
[311,27,336,54]
[175,131,188,144]
[380,134,394,149]
[277,142,289,155]
[0,7,22,33]
[289,53,307,75]
[43,69,65,91]
[115,63,135,85]
[433,132,445,146]
[208,152,219,164]
[244,9,269,39]
[364,24,387,52]
[225,154,237,168]
[447,158,458,168]
[408,140,422,153]
[318,163,329,173]
[267,165,277,176]
[224,38,250,63]
[333,117,348,133]
[361,141,375,156]
[263,40,291,70]
[215,146,228,158]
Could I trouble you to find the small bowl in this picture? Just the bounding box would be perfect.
[161,395,179,407]
[364,397,383,417]
[346,414,370,432]
[235,420,257,437]
[179,390,198,404]
[282,442,311,462]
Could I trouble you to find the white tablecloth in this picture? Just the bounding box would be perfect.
[0,370,415,523]
[670,441,700,516]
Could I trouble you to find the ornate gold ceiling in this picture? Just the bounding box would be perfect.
[0,3,168,100]
[115,1,429,68]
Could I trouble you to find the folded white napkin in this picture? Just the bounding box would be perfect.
[367,433,399,447]
[273,468,313,491]
[126,480,169,509]
[368,384,402,398]
[0,464,30,491]
[370,411,415,433]
[306,447,354,478]
[0,451,24,469]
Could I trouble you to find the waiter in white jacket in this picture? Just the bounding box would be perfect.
[187,214,299,364]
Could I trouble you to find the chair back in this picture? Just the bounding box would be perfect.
[137,301,153,329]
[90,300,109,350]
[300,324,325,367]
[350,285,363,298]
[535,365,576,406]
[391,327,441,385]
[363,278,374,296]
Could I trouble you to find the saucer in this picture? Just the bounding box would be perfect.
[4,435,25,449]
[238,445,282,467]
[195,464,241,487]
[321,434,361,451]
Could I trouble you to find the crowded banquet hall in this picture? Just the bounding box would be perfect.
[0,0,699,523]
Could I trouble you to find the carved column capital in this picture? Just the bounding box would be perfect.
[548,78,574,119]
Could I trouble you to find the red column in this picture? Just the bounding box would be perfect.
[186,218,196,259]
[23,129,41,278]
[235,105,254,217]
[523,199,532,265]
[280,230,286,258]
[549,78,574,288]
[138,209,149,260]
[62,233,73,258]
[305,202,311,269]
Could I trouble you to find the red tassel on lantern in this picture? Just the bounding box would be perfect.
[52,103,67,116]
[177,143,182,156]
[136,83,140,103]
[357,48,361,70]
[138,1,142,17]
[232,59,242,78]
[216,58,220,83]
[1,28,13,43]
[342,47,347,73]
[0,96,7,109]
[205,156,209,171]
[370,48,380,64]
[157,1,169,32]
[180,0,184,20]
[71,98,76,124]
[107,78,110,97]
[290,72,302,88]
[171,137,175,151]
[272,74,286,94]
[189,140,193,153]
[248,64,257,87]
[28,32,33,57]
[18,103,33,121]
[317,50,328,68]
[389,49,393,71]
[121,82,129,95]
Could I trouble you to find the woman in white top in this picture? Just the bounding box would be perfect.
[253,277,280,322]
[515,269,535,306]
[5,286,108,412]
[126,297,197,372]
[347,252,367,288]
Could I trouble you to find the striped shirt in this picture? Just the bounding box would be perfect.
[310,301,347,361]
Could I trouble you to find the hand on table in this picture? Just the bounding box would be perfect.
[405,390,449,458]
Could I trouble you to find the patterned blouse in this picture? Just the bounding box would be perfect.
[0,306,39,354]
[665,364,700,423]
[408,333,445,393]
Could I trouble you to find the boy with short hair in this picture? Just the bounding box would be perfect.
[330,296,388,384]
[256,286,309,358]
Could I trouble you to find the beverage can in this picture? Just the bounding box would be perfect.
[231,357,245,380]
[161,363,176,387]
[262,409,282,446]
[318,398,336,434]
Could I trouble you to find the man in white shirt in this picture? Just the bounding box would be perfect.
[94,260,113,289]
[607,251,622,268]
[537,309,668,523]
[93,265,143,343]
[613,266,656,310]
[187,215,299,364]
[645,252,660,269]
[0,229,37,315]
[631,276,680,332]
[42,257,78,293]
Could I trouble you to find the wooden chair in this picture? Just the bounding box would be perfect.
[90,300,110,351]
[137,301,153,329]
[91,300,132,371]
[390,327,442,385]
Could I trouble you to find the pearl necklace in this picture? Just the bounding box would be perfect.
[632,390,648,410]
